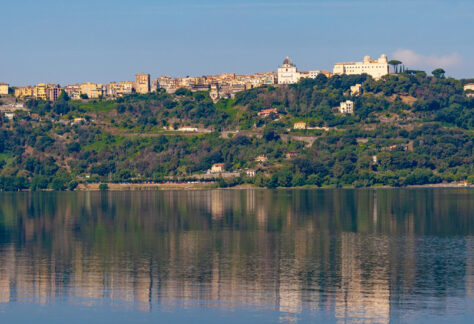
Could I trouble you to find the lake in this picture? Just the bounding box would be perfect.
[0,189,472,323]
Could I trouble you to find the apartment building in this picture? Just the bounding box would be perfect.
[333,55,390,79]
[135,73,150,94]
[119,81,134,96]
[15,86,35,98]
[64,84,81,100]
[47,84,62,101]
[34,83,47,100]
[80,82,103,99]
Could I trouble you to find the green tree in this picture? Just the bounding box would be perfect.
[388,60,402,73]
[432,68,445,79]
[57,90,70,101]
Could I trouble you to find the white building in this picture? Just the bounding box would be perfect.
[339,100,354,114]
[278,56,299,84]
[277,56,320,84]
[333,54,390,79]
[465,83,474,98]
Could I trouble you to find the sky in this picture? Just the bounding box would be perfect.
[1,0,473,85]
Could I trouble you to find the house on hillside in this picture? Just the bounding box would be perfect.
[350,84,362,96]
[338,100,354,114]
[257,108,278,118]
[285,151,299,159]
[210,163,225,174]
[255,155,268,163]
[246,169,257,177]
[293,122,307,130]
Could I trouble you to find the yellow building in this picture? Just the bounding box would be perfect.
[210,163,225,174]
[0,83,8,95]
[14,86,35,98]
[80,82,103,99]
[135,73,150,94]
[35,83,47,101]
[293,122,307,130]
[64,85,81,100]
[118,81,134,96]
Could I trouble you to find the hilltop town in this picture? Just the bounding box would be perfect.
[0,55,473,190]
[4,54,393,103]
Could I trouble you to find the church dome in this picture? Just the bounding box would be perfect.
[283,56,293,65]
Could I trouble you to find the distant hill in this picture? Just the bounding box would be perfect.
[0,72,473,190]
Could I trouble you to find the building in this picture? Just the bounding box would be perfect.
[333,55,390,79]
[293,122,307,130]
[339,100,354,114]
[350,84,362,96]
[246,170,257,177]
[4,112,15,121]
[118,81,134,96]
[46,84,62,101]
[0,83,8,95]
[80,82,103,99]
[210,163,225,174]
[320,70,333,78]
[64,84,81,100]
[464,83,474,98]
[257,108,278,117]
[34,83,47,100]
[278,56,299,84]
[14,86,35,98]
[299,70,320,79]
[255,155,268,163]
[277,56,320,84]
[135,73,150,94]
[285,151,298,159]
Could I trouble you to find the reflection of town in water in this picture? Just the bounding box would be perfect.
[0,189,472,322]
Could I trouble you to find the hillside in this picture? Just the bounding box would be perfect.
[0,72,473,190]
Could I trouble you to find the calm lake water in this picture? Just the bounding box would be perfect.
[0,189,472,323]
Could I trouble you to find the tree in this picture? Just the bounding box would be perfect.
[432,68,445,79]
[57,90,70,101]
[388,60,402,73]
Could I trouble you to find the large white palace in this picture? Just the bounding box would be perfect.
[333,54,390,79]
[277,56,320,84]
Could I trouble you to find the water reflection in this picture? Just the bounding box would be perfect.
[0,189,472,322]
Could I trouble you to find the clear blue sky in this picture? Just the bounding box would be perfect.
[1,0,473,85]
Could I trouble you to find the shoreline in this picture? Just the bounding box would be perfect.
[2,183,471,193]
[70,182,472,191]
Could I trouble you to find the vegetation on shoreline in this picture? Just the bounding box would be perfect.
[0,72,473,190]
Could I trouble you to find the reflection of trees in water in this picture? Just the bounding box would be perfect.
[0,189,471,320]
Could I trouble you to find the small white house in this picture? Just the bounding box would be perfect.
[338,100,354,114]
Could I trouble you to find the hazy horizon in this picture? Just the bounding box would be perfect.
[1,0,473,85]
